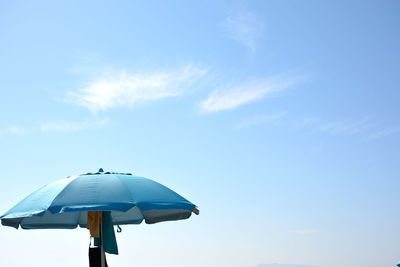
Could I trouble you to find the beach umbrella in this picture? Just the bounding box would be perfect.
[0,169,199,267]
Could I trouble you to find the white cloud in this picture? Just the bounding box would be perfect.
[200,77,298,113]
[66,65,208,112]
[40,118,110,133]
[237,111,287,129]
[292,229,319,235]
[223,11,265,52]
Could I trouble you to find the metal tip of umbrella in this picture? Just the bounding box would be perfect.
[83,170,133,176]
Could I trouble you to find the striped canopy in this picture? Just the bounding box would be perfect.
[1,170,198,229]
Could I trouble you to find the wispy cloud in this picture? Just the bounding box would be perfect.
[369,125,400,139]
[200,76,300,113]
[316,117,372,135]
[66,65,208,112]
[292,229,319,235]
[299,116,400,140]
[2,126,29,135]
[237,111,288,129]
[0,118,110,136]
[298,117,372,136]
[297,117,321,128]
[256,263,318,267]
[223,11,265,53]
[40,118,110,133]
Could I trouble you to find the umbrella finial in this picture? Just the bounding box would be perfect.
[98,168,104,173]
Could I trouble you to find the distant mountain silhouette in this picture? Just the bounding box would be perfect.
[255,264,318,267]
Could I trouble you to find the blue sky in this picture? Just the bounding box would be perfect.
[0,1,399,267]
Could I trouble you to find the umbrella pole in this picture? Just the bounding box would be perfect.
[100,214,105,267]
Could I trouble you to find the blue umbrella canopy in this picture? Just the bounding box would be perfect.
[1,169,199,229]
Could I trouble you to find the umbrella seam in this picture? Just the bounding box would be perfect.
[47,175,83,214]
